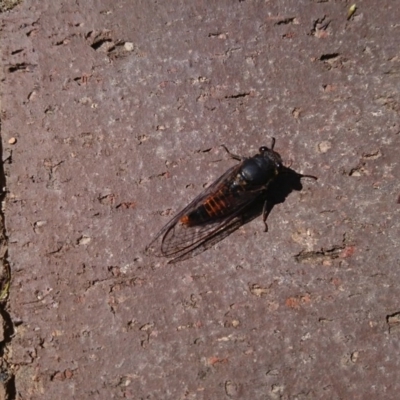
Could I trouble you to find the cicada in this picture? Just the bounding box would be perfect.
[146,138,316,263]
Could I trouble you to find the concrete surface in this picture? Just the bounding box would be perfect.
[1,0,400,399]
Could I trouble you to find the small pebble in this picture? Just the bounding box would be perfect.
[124,42,134,51]
[8,137,17,145]
[318,140,331,153]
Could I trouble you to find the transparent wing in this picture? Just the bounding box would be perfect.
[146,163,267,262]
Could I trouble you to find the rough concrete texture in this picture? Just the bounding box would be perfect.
[1,0,400,399]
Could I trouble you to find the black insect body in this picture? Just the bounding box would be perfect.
[180,143,282,228]
[146,139,316,263]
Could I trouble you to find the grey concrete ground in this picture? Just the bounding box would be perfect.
[1,0,400,399]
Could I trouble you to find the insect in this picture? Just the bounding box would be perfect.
[146,138,317,263]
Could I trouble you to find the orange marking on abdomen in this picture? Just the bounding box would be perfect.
[180,190,230,226]
[204,192,227,217]
[180,215,190,225]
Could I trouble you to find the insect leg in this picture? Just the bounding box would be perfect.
[281,166,318,182]
[220,145,244,161]
[262,199,271,232]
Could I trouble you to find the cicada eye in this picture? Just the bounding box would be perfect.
[259,146,268,153]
